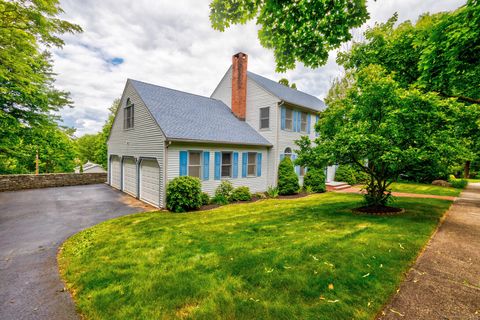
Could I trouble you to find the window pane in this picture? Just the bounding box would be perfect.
[260,107,269,118]
[286,109,292,120]
[222,152,231,165]
[221,165,231,177]
[248,153,256,164]
[285,119,292,130]
[301,112,307,132]
[260,118,269,129]
[189,152,200,165]
[189,166,201,178]
[248,164,256,176]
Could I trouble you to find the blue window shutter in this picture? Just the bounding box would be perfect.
[233,152,239,178]
[214,152,221,180]
[203,152,210,180]
[256,153,262,177]
[281,106,286,130]
[242,152,248,177]
[296,111,301,132]
[315,114,320,137]
[307,114,311,134]
[293,110,297,132]
[179,151,188,176]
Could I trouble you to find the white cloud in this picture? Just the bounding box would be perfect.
[53,0,466,136]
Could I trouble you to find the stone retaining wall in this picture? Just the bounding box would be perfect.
[0,173,107,192]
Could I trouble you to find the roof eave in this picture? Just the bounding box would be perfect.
[166,137,272,148]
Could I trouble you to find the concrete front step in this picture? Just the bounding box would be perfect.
[325,181,351,191]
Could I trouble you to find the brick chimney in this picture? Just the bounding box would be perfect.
[231,52,248,120]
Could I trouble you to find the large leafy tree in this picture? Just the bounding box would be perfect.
[0,0,82,173]
[338,1,480,177]
[297,65,465,208]
[210,0,369,71]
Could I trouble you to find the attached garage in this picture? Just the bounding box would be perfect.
[110,156,121,189]
[139,159,161,207]
[122,157,137,197]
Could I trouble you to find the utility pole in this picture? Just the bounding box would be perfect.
[35,148,39,175]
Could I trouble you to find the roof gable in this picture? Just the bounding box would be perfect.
[247,71,326,112]
[129,79,271,146]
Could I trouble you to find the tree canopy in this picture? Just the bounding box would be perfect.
[0,0,82,174]
[210,0,369,71]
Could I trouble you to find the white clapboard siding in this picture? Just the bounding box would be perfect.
[122,157,137,196]
[166,144,269,197]
[107,81,166,207]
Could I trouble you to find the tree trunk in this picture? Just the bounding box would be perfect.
[464,160,471,179]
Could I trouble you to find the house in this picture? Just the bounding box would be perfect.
[74,161,106,173]
[107,53,336,208]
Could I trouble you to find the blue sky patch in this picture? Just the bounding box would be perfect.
[109,57,124,65]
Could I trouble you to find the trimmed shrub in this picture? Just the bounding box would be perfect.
[303,168,326,193]
[277,157,299,195]
[166,176,202,213]
[212,194,229,205]
[335,165,357,185]
[266,186,279,198]
[230,186,252,202]
[253,192,267,199]
[200,192,210,206]
[449,177,468,189]
[215,180,234,199]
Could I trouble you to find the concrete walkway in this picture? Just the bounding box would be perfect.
[377,183,480,319]
[337,186,457,201]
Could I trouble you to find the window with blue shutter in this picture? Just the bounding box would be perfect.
[281,106,286,130]
[214,152,221,180]
[297,111,302,132]
[257,153,262,177]
[242,152,248,177]
[233,152,239,178]
[307,114,311,134]
[179,151,188,176]
[203,152,210,180]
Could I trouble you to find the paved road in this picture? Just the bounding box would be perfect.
[378,183,480,319]
[0,184,152,320]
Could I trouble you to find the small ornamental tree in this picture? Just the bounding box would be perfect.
[166,176,202,213]
[296,65,465,209]
[277,157,299,195]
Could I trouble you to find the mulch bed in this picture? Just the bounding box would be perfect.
[352,205,405,216]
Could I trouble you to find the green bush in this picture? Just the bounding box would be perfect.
[266,186,279,198]
[253,192,267,199]
[448,177,468,189]
[200,192,210,206]
[166,176,202,213]
[335,165,358,185]
[215,180,234,199]
[230,186,252,202]
[303,168,326,193]
[277,157,300,195]
[212,194,229,205]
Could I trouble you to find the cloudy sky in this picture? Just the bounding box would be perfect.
[53,0,465,136]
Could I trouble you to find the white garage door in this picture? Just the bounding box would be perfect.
[110,156,121,189]
[140,159,160,207]
[122,157,137,196]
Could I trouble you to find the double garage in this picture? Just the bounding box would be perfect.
[109,155,162,207]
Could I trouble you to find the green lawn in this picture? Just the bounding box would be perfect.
[59,193,451,320]
[389,182,462,197]
[466,179,480,183]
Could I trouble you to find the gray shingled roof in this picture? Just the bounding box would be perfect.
[247,71,326,112]
[130,79,272,146]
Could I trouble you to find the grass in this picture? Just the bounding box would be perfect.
[59,193,451,320]
[388,181,462,197]
[466,179,480,183]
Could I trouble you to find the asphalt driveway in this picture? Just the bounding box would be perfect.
[0,184,152,320]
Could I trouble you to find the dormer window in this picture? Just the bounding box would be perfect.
[124,98,134,129]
